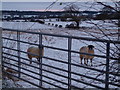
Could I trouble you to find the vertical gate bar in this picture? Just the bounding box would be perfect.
[0,28,2,81]
[105,42,110,90]
[39,34,42,87]
[68,38,72,90]
[17,30,21,77]
[0,28,2,65]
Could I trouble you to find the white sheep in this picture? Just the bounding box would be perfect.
[79,45,94,66]
[27,46,44,64]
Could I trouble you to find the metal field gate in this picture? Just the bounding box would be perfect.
[2,28,120,90]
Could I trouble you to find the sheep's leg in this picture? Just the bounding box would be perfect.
[37,58,39,62]
[84,58,85,64]
[84,58,87,65]
[37,58,40,63]
[37,57,42,63]
[28,55,32,64]
[30,59,32,64]
[90,59,93,66]
[80,57,83,64]
[86,59,89,65]
[86,58,88,65]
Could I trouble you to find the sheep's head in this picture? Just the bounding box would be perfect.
[88,45,94,50]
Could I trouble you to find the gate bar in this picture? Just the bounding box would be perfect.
[17,30,21,77]
[68,38,72,90]
[105,42,110,89]
[39,34,43,87]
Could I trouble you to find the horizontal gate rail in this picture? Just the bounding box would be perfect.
[3,55,68,78]
[3,53,120,87]
[3,70,47,89]
[3,55,120,87]
[2,38,119,61]
[3,61,104,89]
[3,52,120,77]
[3,52,120,88]
[3,28,120,44]
[3,63,67,90]
[2,28,120,89]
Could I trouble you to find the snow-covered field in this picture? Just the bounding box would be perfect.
[2,20,119,89]
[2,19,118,30]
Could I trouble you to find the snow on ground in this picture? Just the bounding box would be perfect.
[2,19,118,41]
[45,19,118,30]
[2,20,119,88]
[2,19,118,30]
[2,21,54,30]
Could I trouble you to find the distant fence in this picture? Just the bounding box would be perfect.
[2,28,120,90]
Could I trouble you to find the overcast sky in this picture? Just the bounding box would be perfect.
[1,0,119,2]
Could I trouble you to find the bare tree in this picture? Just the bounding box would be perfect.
[63,4,82,28]
[87,1,120,86]
[96,1,120,61]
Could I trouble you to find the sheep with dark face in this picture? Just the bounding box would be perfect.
[27,46,44,64]
[80,45,94,66]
